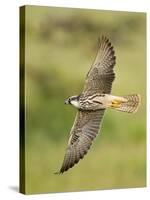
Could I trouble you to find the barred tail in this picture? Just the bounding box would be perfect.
[114,94,141,113]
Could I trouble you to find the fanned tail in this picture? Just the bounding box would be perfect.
[111,94,141,113]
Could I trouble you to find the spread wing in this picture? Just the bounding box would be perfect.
[83,36,116,95]
[56,36,115,173]
[57,109,105,173]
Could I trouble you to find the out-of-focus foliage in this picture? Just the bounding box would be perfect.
[23,6,146,194]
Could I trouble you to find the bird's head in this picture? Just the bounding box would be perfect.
[65,95,80,108]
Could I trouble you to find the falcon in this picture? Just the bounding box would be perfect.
[56,36,141,174]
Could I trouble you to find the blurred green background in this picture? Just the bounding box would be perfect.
[23,6,146,194]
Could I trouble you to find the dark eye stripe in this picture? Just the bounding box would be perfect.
[71,97,77,100]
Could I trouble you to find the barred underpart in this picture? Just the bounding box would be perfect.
[79,93,106,110]
[115,94,141,113]
[56,36,141,174]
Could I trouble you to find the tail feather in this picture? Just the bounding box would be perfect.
[113,94,141,113]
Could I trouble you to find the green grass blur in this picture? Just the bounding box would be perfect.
[23,6,146,194]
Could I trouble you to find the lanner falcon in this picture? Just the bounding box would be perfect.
[55,36,141,174]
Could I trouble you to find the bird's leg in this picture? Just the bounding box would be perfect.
[111,96,127,108]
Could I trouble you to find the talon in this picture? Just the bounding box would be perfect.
[111,100,122,108]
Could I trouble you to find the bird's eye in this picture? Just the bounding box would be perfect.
[68,98,71,103]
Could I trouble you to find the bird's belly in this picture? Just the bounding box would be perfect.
[79,94,108,110]
[90,95,110,109]
[79,94,123,111]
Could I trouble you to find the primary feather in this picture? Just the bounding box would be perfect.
[56,36,115,174]
[56,36,140,174]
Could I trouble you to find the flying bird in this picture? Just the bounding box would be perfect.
[56,36,141,174]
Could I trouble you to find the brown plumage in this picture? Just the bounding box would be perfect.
[55,36,140,174]
[114,94,141,113]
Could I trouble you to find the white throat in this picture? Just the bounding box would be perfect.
[71,100,80,108]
